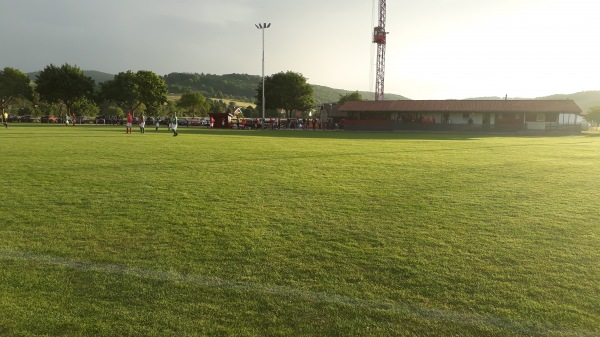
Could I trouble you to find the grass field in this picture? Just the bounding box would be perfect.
[1,125,599,336]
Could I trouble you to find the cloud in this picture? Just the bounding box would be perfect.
[1,0,598,99]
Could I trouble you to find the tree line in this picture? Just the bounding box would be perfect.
[586,106,600,129]
[0,65,255,119]
[1,64,367,120]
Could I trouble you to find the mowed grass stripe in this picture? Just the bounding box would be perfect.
[1,125,599,336]
[1,250,594,337]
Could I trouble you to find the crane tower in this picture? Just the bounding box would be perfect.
[373,0,387,101]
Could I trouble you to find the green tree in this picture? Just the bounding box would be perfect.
[161,100,178,116]
[0,67,34,112]
[585,106,600,130]
[257,71,314,118]
[100,71,139,114]
[338,91,363,105]
[38,100,65,118]
[72,98,100,117]
[209,99,227,113]
[97,101,123,118]
[227,101,237,111]
[9,97,37,117]
[35,64,95,117]
[176,92,210,117]
[136,70,168,115]
[243,106,258,118]
[101,70,167,116]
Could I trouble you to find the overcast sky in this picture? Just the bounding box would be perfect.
[1,0,598,99]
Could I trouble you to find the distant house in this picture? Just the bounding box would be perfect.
[232,107,243,117]
[338,100,583,133]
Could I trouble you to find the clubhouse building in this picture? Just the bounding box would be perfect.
[336,100,583,133]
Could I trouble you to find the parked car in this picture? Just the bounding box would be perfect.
[19,115,38,122]
[40,115,58,123]
[110,116,122,125]
[581,121,591,131]
[178,118,189,126]
[189,118,202,126]
[7,115,20,122]
[95,116,106,124]
[74,116,89,124]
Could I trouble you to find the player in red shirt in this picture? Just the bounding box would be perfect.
[126,112,133,134]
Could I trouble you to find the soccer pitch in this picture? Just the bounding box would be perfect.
[1,125,599,336]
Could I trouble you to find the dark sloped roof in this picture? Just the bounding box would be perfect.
[339,100,582,114]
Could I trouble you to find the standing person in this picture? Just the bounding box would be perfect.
[209,116,214,130]
[2,111,8,128]
[171,112,179,136]
[138,113,145,133]
[126,112,133,134]
[155,117,160,131]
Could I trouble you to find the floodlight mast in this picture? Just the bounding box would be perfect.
[373,0,387,101]
[256,23,271,119]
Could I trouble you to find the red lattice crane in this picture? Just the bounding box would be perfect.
[373,0,387,101]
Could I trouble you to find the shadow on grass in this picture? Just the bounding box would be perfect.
[4,124,594,141]
[148,128,488,141]
[164,128,593,141]
[12,125,479,141]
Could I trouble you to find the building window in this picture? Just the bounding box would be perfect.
[536,113,545,122]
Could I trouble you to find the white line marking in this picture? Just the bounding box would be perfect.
[1,250,596,336]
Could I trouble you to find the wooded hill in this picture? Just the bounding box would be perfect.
[536,91,600,113]
[27,70,599,111]
[28,70,408,106]
[27,70,115,84]
[467,91,600,114]
[162,72,409,105]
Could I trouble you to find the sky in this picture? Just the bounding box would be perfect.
[1,0,598,100]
